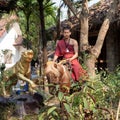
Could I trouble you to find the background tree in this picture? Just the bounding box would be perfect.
[37,0,47,68]
[17,0,37,49]
[62,0,119,78]
[56,3,64,39]
[16,0,56,59]
[80,0,119,78]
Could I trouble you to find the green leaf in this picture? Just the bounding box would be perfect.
[56,85,59,91]
[58,91,64,101]
[83,98,89,109]
[69,114,75,120]
[64,103,71,113]
[52,111,59,117]
[39,112,46,120]
[47,106,57,115]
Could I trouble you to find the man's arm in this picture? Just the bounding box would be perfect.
[53,41,60,62]
[53,55,58,62]
[68,39,78,61]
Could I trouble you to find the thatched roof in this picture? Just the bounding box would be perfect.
[89,0,111,24]
[60,0,120,33]
[88,0,120,30]
[45,0,120,40]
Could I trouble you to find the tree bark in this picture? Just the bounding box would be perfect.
[37,0,49,93]
[38,0,47,65]
[25,12,31,49]
[87,18,110,78]
[81,0,118,78]
[63,0,119,78]
[80,0,89,51]
[93,0,117,58]
[67,9,71,20]
[56,3,63,40]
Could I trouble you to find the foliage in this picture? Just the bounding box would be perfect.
[0,51,119,120]
[38,65,120,120]
[16,0,57,37]
[44,0,57,29]
[22,115,38,120]
[0,63,6,95]
[0,101,15,120]
[0,62,17,95]
[16,0,57,59]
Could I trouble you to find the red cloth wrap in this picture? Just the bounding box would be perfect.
[55,40,86,81]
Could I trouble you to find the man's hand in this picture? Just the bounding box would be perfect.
[67,58,72,62]
[53,55,58,62]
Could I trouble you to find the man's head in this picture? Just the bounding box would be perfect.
[63,26,71,39]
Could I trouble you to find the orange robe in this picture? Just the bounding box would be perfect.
[55,39,86,81]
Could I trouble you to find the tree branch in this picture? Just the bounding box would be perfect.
[94,0,118,58]
[63,0,79,20]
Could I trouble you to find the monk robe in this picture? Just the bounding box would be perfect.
[54,39,86,82]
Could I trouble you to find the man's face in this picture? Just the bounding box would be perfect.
[63,29,71,39]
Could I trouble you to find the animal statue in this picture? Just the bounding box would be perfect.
[2,50,37,96]
[44,61,71,94]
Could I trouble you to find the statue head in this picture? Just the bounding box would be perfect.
[21,50,33,63]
